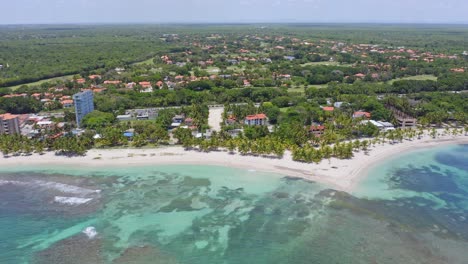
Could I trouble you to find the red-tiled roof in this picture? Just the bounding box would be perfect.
[310,125,325,131]
[104,80,121,84]
[139,82,152,88]
[245,114,267,120]
[89,75,101,79]
[61,100,74,105]
[322,106,334,111]
[353,111,371,118]
[0,113,18,120]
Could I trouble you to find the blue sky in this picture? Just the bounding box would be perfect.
[1,0,467,24]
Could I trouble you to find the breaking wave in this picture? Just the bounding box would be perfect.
[54,196,93,205]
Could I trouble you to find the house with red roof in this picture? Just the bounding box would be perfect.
[104,80,122,85]
[156,81,164,88]
[76,78,86,84]
[61,99,74,108]
[309,124,325,137]
[450,68,465,73]
[138,82,153,93]
[184,118,194,126]
[225,116,237,125]
[354,73,366,78]
[353,111,371,119]
[139,81,152,88]
[89,75,101,80]
[244,113,268,126]
[322,106,334,112]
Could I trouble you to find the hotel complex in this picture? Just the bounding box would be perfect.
[0,113,20,135]
[73,90,94,127]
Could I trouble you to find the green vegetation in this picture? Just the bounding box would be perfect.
[387,74,438,84]
[0,24,466,158]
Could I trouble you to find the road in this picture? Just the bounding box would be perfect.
[208,107,224,132]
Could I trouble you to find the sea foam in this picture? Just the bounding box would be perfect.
[54,196,93,205]
[82,226,98,239]
[0,179,100,195]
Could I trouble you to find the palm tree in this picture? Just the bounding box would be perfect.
[226,139,236,154]
[361,140,369,152]
[273,142,285,158]
[417,127,424,139]
[34,140,45,155]
[443,127,450,136]
[321,145,333,164]
[352,140,361,152]
[430,128,437,139]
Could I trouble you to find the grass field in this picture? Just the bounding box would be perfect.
[7,74,75,90]
[301,61,351,67]
[387,74,437,84]
[132,57,156,66]
[287,87,306,94]
[206,66,221,74]
[280,107,290,113]
[287,84,327,95]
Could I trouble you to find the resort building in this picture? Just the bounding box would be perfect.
[244,114,268,126]
[0,113,21,135]
[364,120,395,131]
[309,124,326,137]
[73,90,94,127]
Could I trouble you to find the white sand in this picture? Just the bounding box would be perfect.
[208,107,224,131]
[1,133,467,191]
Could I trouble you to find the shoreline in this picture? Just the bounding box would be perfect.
[1,135,467,191]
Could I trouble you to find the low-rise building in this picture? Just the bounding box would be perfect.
[61,99,74,108]
[353,111,371,119]
[244,114,268,126]
[309,124,325,137]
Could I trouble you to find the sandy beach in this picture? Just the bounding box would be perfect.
[1,133,467,191]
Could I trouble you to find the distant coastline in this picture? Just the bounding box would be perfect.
[1,133,467,191]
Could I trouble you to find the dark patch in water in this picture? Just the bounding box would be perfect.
[435,145,468,172]
[389,165,465,195]
[113,245,178,264]
[322,189,468,240]
[34,234,104,264]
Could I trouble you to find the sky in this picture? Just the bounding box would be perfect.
[1,0,467,25]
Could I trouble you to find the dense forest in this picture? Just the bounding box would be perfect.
[1,24,467,88]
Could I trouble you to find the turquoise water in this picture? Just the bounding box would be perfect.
[1,144,467,263]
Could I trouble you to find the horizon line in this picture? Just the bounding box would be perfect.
[1,21,468,26]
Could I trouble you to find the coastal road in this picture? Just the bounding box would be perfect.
[208,106,224,132]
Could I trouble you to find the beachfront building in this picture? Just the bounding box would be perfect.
[73,90,94,127]
[362,120,395,132]
[0,113,21,135]
[309,124,325,137]
[244,114,268,126]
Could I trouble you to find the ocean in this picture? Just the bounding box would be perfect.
[0,144,467,263]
